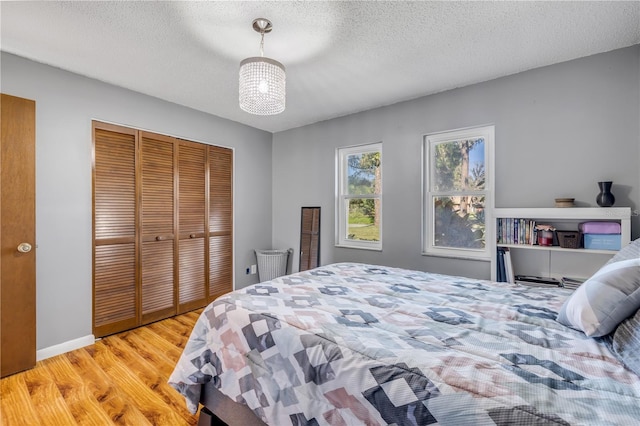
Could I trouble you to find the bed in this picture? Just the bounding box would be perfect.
[169,250,640,425]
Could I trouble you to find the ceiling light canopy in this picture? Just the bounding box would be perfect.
[239,18,286,116]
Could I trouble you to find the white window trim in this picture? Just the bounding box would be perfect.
[335,142,382,251]
[422,125,494,260]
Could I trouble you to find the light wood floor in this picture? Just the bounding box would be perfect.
[0,310,202,425]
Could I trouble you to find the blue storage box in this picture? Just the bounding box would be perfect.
[583,233,621,250]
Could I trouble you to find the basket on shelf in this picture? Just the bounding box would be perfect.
[556,231,582,249]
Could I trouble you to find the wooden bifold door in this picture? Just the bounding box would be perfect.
[92,122,232,337]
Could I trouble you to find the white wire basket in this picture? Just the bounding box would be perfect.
[255,248,293,282]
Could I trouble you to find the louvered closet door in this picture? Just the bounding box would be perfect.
[177,141,207,313]
[140,132,176,324]
[93,124,138,337]
[209,146,233,301]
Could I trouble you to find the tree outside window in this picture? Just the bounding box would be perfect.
[337,143,382,250]
[424,126,494,258]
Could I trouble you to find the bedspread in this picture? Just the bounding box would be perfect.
[169,263,640,425]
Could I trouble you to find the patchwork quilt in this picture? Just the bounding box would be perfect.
[169,263,640,425]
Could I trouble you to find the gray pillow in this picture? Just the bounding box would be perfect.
[611,308,640,376]
[557,258,640,337]
[606,237,640,265]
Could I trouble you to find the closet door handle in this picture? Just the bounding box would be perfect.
[17,242,32,253]
[189,233,197,239]
[155,236,166,241]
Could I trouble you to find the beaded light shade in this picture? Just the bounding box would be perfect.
[239,19,286,115]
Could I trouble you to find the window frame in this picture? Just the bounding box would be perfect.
[335,142,383,251]
[422,125,494,260]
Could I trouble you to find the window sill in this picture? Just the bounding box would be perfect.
[421,251,490,262]
[335,244,382,252]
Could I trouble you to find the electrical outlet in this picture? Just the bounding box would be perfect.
[250,264,257,274]
[246,267,250,275]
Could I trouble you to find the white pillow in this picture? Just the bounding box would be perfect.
[557,258,640,337]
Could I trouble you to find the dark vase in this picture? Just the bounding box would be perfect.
[596,181,615,207]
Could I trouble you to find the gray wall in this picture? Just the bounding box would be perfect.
[3,45,638,352]
[1,52,272,350]
[272,45,640,279]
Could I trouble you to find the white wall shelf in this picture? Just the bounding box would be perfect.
[496,243,623,255]
[491,207,631,282]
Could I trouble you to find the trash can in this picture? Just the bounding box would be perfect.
[255,249,293,282]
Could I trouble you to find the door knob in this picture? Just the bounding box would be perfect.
[17,242,32,253]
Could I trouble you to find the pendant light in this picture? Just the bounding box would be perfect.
[239,18,286,115]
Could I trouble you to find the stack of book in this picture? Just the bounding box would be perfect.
[560,276,586,290]
[514,275,561,288]
[496,247,515,283]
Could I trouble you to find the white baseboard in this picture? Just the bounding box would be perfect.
[36,334,95,361]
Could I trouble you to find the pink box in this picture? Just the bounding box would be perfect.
[578,221,621,235]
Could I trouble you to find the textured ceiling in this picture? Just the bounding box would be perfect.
[2,1,639,133]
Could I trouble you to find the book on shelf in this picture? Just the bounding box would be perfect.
[497,218,537,245]
[496,247,515,284]
[496,247,506,282]
[504,249,515,284]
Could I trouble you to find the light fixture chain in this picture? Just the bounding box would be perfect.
[260,32,265,57]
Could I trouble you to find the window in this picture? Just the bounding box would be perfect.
[423,125,494,259]
[336,143,382,250]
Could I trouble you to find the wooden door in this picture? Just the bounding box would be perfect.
[1,93,36,377]
[140,132,176,324]
[208,146,233,301]
[93,123,138,337]
[299,207,321,271]
[177,141,207,313]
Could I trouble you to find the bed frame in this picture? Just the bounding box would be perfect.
[198,382,266,426]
